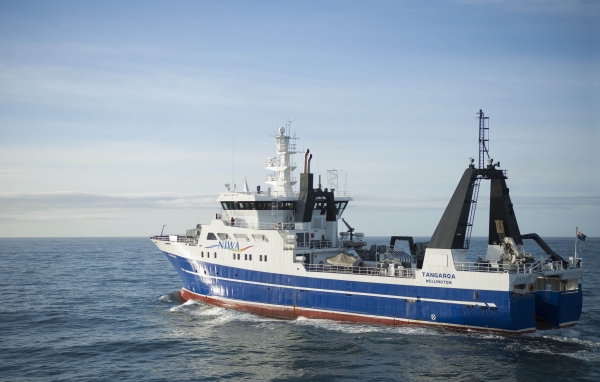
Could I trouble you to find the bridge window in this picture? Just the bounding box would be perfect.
[252,234,269,242]
[207,233,217,240]
[335,201,348,215]
[256,202,270,210]
[217,233,229,240]
[221,202,233,210]
[220,201,296,211]
[278,201,296,210]
[234,233,250,242]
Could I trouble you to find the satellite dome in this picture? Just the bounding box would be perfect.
[279,126,285,135]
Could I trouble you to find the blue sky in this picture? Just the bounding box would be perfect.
[0,0,598,238]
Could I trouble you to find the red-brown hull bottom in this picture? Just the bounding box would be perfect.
[178,288,536,335]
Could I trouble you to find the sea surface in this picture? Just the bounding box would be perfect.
[1,237,599,381]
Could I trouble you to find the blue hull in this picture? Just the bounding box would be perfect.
[534,287,583,327]
[164,252,578,333]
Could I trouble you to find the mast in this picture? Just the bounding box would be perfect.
[265,120,298,196]
[478,109,490,169]
[430,110,519,250]
[574,226,578,258]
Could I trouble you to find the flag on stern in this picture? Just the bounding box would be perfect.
[577,230,587,241]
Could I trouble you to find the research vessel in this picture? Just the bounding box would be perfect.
[152,112,583,333]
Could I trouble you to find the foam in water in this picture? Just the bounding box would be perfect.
[292,316,438,336]
[167,299,280,326]
[158,291,185,304]
[528,328,600,349]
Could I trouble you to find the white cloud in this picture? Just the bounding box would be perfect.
[0,170,28,181]
[0,191,218,221]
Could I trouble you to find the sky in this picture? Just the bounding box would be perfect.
[0,0,598,238]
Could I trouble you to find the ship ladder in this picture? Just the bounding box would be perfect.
[464,179,481,249]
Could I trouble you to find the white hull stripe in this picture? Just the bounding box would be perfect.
[181,268,491,307]
[182,288,535,334]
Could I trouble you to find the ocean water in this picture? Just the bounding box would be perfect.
[1,237,599,381]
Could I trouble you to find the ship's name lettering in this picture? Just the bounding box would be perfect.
[421,272,456,279]
[219,241,240,250]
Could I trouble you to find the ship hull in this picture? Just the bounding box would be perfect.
[534,287,583,328]
[165,252,540,334]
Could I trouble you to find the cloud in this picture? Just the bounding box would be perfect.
[0,191,219,222]
[0,170,28,181]
[352,195,449,211]
[349,194,600,212]
[0,63,232,112]
[512,195,600,210]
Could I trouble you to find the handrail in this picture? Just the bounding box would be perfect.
[454,261,541,274]
[454,256,580,274]
[295,240,340,250]
[304,264,416,279]
[150,235,198,244]
[226,220,296,230]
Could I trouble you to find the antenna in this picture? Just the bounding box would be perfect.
[232,125,235,188]
[316,131,319,177]
[327,169,338,194]
[477,109,490,169]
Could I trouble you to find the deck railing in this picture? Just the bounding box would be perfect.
[295,240,339,250]
[226,220,296,231]
[150,235,198,245]
[454,259,543,274]
[304,264,416,279]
